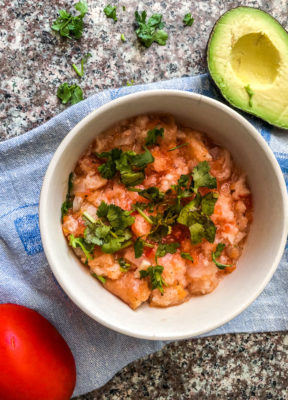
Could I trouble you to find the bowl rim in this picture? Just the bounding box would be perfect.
[39,89,288,340]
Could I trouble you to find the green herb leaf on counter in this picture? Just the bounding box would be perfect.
[244,84,254,107]
[91,273,106,284]
[69,234,94,260]
[135,11,168,48]
[57,83,84,105]
[121,33,126,42]
[183,13,194,26]
[126,79,135,86]
[104,5,117,21]
[181,252,194,262]
[145,127,164,146]
[192,161,217,192]
[155,242,180,261]
[212,243,232,269]
[72,53,92,77]
[51,1,88,39]
[117,258,131,272]
[140,265,167,294]
[61,172,74,221]
[122,6,126,11]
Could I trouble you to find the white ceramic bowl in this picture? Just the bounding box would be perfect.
[39,90,288,340]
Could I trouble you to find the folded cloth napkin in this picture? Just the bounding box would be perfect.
[0,74,287,396]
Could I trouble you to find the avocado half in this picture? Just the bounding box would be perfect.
[208,7,288,129]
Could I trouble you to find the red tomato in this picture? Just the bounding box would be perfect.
[0,304,76,400]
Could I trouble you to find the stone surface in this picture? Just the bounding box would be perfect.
[2,0,288,398]
[1,0,288,140]
[74,332,288,399]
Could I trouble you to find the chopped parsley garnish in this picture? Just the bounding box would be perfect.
[81,202,134,254]
[61,172,74,221]
[117,258,131,272]
[104,5,117,21]
[91,273,106,284]
[140,265,167,294]
[192,161,217,192]
[155,242,180,261]
[244,85,254,107]
[96,147,154,187]
[51,1,88,39]
[135,11,168,48]
[122,6,126,11]
[69,234,94,260]
[212,243,232,269]
[145,127,164,146]
[121,33,126,42]
[183,13,194,26]
[57,83,84,105]
[168,143,188,152]
[72,53,91,77]
[181,252,193,262]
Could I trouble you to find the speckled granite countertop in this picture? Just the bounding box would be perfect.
[1,0,287,398]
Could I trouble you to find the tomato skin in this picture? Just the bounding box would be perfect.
[0,304,76,400]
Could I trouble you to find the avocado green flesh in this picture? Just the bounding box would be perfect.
[208,7,288,129]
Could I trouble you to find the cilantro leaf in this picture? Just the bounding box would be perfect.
[121,33,126,42]
[91,272,106,284]
[75,0,88,16]
[192,161,217,192]
[134,237,144,258]
[120,170,145,187]
[135,11,168,48]
[117,258,131,272]
[178,207,216,244]
[72,53,91,77]
[145,127,164,146]
[140,265,167,294]
[183,13,194,26]
[96,201,135,230]
[83,204,134,254]
[51,1,88,39]
[61,172,74,221]
[181,252,193,262]
[201,192,218,216]
[104,4,117,21]
[69,234,94,260]
[155,242,180,260]
[130,147,154,168]
[130,187,164,203]
[57,83,84,105]
[168,143,188,152]
[96,147,153,187]
[212,243,232,269]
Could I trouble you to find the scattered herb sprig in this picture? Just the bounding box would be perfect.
[51,1,88,39]
[104,5,117,21]
[183,13,194,27]
[135,11,168,47]
[72,53,92,77]
[57,83,84,105]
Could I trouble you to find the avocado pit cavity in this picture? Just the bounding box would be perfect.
[230,32,280,85]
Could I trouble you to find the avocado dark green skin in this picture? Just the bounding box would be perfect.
[206,6,288,129]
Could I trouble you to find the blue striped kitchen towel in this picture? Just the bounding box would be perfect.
[0,74,287,396]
